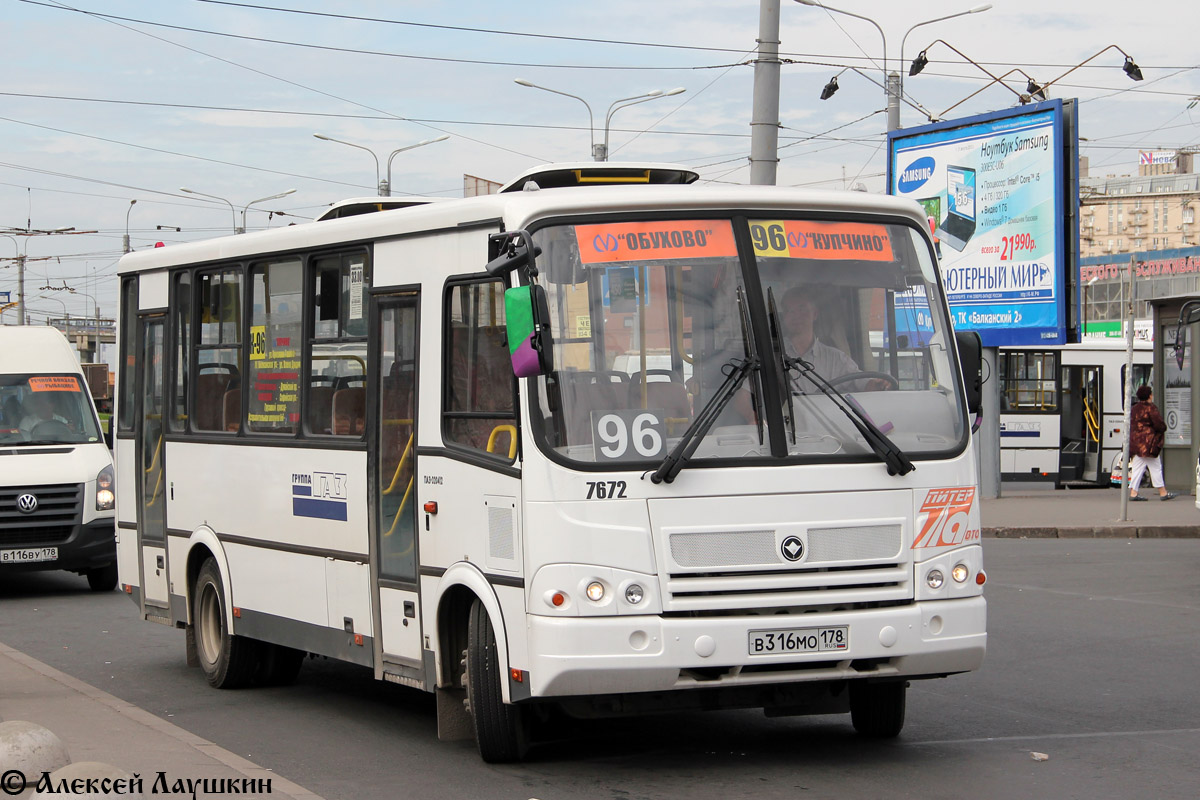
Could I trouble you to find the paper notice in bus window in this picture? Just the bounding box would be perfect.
[349,260,364,320]
[750,220,894,261]
[27,376,81,392]
[575,220,736,264]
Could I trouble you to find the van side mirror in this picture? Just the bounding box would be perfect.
[504,284,554,378]
[955,330,983,415]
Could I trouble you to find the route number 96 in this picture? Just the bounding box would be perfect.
[592,410,666,461]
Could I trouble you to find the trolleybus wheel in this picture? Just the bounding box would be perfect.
[193,558,258,689]
[465,598,529,762]
[849,680,906,738]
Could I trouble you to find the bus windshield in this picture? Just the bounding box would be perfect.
[528,215,966,467]
[0,374,104,445]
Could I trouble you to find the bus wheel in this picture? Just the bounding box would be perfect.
[849,680,906,738]
[256,643,305,686]
[86,563,118,592]
[465,598,528,762]
[193,559,257,689]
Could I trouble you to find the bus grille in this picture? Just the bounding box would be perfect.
[0,484,83,547]
[663,524,910,612]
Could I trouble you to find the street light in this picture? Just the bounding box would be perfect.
[180,188,238,234]
[1022,44,1144,101]
[515,79,684,161]
[600,88,685,162]
[314,134,448,196]
[386,136,450,197]
[818,66,935,121]
[908,40,1036,111]
[795,0,991,131]
[241,189,297,234]
[123,199,137,254]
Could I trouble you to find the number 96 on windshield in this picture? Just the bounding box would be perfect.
[592,409,667,462]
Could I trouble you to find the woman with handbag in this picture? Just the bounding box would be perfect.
[1128,385,1176,501]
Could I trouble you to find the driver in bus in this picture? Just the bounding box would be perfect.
[780,286,890,393]
[20,392,71,438]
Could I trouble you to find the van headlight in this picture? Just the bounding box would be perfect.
[96,465,115,511]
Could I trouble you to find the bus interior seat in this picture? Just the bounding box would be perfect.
[222,389,240,432]
[195,372,232,430]
[333,387,366,435]
[627,371,691,433]
[308,385,335,434]
[561,371,620,444]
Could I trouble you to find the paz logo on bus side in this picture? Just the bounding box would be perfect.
[291,471,348,522]
[913,487,979,548]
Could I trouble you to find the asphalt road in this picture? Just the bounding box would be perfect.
[3,539,1199,800]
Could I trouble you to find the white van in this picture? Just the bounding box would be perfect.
[0,327,117,590]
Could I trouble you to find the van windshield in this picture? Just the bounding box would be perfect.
[526,214,967,468]
[0,374,104,445]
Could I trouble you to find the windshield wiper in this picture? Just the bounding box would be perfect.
[784,357,915,476]
[650,356,758,485]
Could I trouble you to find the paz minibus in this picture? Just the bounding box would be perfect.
[116,163,986,761]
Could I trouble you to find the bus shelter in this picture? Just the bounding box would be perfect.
[1149,294,1198,493]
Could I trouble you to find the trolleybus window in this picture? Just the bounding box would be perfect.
[169,272,191,432]
[309,252,369,437]
[248,258,302,434]
[117,277,138,434]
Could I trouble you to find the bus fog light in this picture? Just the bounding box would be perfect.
[586,581,605,602]
[624,583,644,605]
[952,564,969,583]
[926,569,945,590]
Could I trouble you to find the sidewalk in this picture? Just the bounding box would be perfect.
[0,640,322,800]
[982,484,1200,538]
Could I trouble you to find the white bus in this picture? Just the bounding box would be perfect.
[115,163,987,761]
[998,340,1153,487]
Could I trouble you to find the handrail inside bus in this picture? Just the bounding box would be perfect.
[382,428,414,496]
[487,425,518,459]
[1084,398,1100,443]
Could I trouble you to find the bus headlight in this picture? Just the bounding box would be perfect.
[585,581,606,602]
[624,583,644,605]
[925,569,945,590]
[96,465,115,511]
[952,564,970,583]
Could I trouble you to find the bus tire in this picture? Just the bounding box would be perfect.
[193,558,258,689]
[849,680,906,738]
[86,563,118,592]
[465,598,528,762]
[256,643,305,686]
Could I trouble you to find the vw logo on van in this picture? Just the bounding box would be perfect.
[780,535,804,562]
[16,493,39,514]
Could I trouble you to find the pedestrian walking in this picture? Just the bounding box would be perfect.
[1128,385,1176,501]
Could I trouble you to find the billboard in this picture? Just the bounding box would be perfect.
[888,100,1074,346]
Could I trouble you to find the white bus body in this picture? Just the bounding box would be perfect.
[999,340,1153,486]
[115,167,985,761]
[1,326,117,590]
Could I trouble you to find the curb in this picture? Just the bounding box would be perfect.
[984,525,1200,539]
[0,641,324,800]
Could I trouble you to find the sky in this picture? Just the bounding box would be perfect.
[1,0,1197,323]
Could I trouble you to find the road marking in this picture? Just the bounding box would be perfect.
[911,727,1200,747]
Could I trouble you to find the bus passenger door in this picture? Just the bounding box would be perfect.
[1059,363,1102,485]
[136,317,170,609]
[370,294,424,676]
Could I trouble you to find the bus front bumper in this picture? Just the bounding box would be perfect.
[523,596,985,698]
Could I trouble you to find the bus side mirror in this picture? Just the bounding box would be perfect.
[486,230,540,278]
[955,330,983,415]
[504,284,554,378]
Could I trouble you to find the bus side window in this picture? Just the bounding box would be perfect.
[443,281,516,458]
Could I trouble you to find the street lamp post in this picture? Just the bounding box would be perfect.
[1,226,76,325]
[123,199,137,254]
[515,79,684,162]
[180,188,238,234]
[315,134,450,196]
[600,88,686,162]
[794,0,991,132]
[241,190,297,234]
[386,136,450,196]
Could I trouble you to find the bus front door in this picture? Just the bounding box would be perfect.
[369,294,424,679]
[136,317,169,609]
